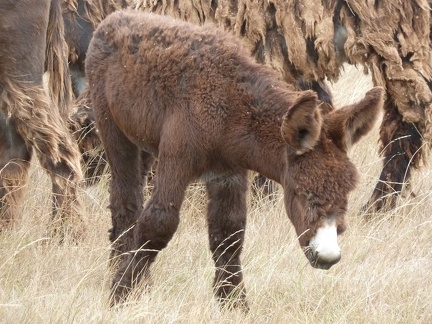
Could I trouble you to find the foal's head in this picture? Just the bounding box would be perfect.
[281,87,384,269]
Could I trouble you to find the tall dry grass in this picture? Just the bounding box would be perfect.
[1,65,431,323]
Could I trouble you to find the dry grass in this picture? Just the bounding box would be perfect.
[1,66,431,324]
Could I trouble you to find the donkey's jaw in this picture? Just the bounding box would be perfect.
[307,221,341,269]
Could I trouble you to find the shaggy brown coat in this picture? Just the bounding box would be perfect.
[86,11,383,307]
[67,0,432,212]
[0,0,82,234]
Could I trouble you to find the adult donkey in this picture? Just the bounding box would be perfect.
[86,11,384,308]
[0,0,82,234]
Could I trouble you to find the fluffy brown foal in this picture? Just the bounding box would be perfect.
[86,11,383,309]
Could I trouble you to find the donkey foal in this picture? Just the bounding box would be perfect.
[86,10,384,309]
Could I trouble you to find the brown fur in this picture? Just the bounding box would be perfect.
[0,0,82,236]
[65,0,432,212]
[86,11,383,308]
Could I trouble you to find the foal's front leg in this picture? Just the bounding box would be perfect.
[205,171,249,310]
[111,155,195,305]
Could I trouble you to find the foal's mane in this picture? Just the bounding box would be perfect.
[234,58,306,116]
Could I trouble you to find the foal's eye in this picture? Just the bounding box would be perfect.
[326,210,337,218]
[337,223,346,234]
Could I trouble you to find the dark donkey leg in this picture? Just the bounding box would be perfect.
[111,142,196,305]
[364,98,423,213]
[205,171,249,310]
[0,116,32,228]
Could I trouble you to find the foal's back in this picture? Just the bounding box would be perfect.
[86,10,289,154]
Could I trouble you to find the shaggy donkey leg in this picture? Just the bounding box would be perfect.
[363,100,422,214]
[1,83,83,239]
[205,171,249,311]
[0,117,32,229]
[27,102,83,241]
[110,155,193,305]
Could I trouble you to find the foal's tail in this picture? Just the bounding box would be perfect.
[45,0,74,120]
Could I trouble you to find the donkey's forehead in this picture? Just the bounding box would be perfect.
[289,140,359,203]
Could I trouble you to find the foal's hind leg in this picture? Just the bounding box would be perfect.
[205,171,249,310]
[99,127,153,265]
[111,145,197,305]
[108,147,154,265]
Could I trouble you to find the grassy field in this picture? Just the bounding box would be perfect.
[0,66,431,323]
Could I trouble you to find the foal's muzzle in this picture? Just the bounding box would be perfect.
[304,247,341,270]
[304,221,341,269]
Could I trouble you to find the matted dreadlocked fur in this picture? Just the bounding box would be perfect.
[66,0,432,212]
[64,0,130,28]
[0,0,82,237]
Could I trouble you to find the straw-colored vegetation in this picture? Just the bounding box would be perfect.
[0,65,431,323]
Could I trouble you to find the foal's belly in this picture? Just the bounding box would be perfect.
[108,104,162,156]
[122,126,160,157]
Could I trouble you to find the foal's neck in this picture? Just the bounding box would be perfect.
[234,81,295,184]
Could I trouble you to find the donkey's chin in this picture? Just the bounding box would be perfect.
[304,248,341,270]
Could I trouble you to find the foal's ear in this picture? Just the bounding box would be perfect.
[281,90,321,155]
[326,87,384,152]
